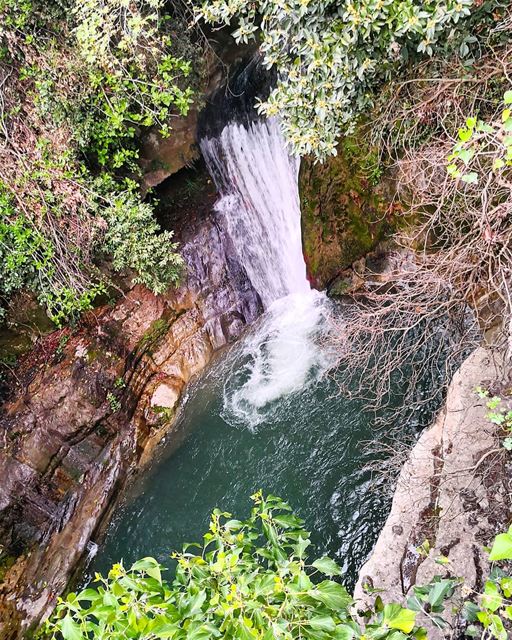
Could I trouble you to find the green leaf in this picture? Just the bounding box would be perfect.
[458,128,473,142]
[462,600,480,622]
[309,581,352,611]
[457,148,473,164]
[504,90,512,105]
[382,604,417,633]
[333,624,356,639]
[61,614,84,640]
[502,437,512,451]
[482,581,502,612]
[312,557,343,577]
[489,531,512,561]
[461,172,478,184]
[309,616,336,632]
[427,579,455,607]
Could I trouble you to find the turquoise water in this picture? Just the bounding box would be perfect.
[91,293,441,589]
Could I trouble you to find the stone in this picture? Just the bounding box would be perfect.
[0,195,262,638]
[354,347,511,638]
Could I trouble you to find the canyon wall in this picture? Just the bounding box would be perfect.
[0,202,261,638]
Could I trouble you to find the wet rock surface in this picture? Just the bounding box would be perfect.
[299,136,397,290]
[0,201,261,637]
[354,347,512,638]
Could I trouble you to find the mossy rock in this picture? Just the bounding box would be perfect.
[299,130,397,289]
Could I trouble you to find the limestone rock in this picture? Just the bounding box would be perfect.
[354,347,512,638]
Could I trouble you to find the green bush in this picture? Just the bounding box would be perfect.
[197,0,490,160]
[0,0,195,325]
[45,493,432,640]
[102,189,184,295]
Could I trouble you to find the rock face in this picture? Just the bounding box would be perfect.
[354,347,512,637]
[0,204,261,637]
[299,136,397,289]
[139,109,200,191]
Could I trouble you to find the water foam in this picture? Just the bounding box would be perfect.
[200,114,333,424]
[221,290,335,429]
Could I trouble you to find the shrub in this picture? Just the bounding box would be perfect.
[102,189,184,295]
[0,0,196,324]
[45,493,434,640]
[197,0,478,159]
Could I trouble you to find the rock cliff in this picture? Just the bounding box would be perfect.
[0,201,261,637]
[354,346,512,638]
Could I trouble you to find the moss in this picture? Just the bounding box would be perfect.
[152,405,175,425]
[0,553,16,582]
[299,125,396,288]
[137,317,172,355]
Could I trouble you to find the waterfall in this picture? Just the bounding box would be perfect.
[199,92,333,426]
[200,117,310,308]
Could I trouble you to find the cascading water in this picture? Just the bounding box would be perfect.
[200,114,333,426]
[200,117,310,308]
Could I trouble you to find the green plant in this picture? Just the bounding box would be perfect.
[0,0,194,326]
[461,526,512,639]
[447,90,512,183]
[106,391,121,413]
[101,189,184,295]
[475,388,512,450]
[45,493,433,640]
[70,0,194,169]
[197,0,479,160]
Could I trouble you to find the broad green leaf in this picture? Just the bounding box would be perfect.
[457,148,473,164]
[382,604,417,633]
[76,588,100,601]
[462,600,480,622]
[461,172,478,184]
[334,624,356,639]
[312,556,343,576]
[427,579,455,607]
[61,614,84,640]
[482,581,502,612]
[131,557,160,572]
[309,581,352,611]
[504,90,512,105]
[500,576,512,597]
[458,127,472,142]
[489,531,512,561]
[309,615,336,632]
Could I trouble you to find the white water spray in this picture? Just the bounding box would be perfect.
[200,118,310,308]
[200,115,333,425]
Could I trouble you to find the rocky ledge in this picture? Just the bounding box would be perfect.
[355,346,512,638]
[0,202,261,638]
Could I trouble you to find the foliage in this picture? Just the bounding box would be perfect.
[475,387,512,450]
[106,391,121,413]
[70,0,194,169]
[461,526,512,639]
[447,91,512,184]
[0,0,196,325]
[102,188,184,295]
[45,493,433,640]
[196,0,482,159]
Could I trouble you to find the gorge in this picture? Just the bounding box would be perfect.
[1,27,510,637]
